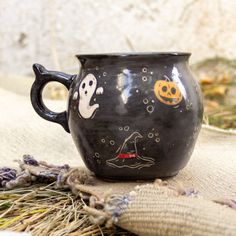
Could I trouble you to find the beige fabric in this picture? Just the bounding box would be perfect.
[117,184,236,236]
[0,87,80,168]
[1,86,236,235]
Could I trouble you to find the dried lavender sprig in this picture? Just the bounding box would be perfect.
[0,167,17,187]
[23,154,39,166]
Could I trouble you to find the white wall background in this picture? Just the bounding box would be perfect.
[0,0,235,75]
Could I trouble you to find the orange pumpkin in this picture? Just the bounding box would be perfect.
[154,79,182,106]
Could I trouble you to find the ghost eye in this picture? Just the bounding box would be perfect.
[171,87,176,94]
[162,86,167,92]
[82,83,86,89]
[89,80,93,86]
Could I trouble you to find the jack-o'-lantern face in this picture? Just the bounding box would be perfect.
[154,79,182,106]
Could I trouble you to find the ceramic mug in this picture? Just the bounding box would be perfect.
[31,52,203,180]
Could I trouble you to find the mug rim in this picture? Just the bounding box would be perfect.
[76,52,191,58]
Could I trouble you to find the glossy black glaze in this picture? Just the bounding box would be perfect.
[31,52,203,180]
[31,64,74,132]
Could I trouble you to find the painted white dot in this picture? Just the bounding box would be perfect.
[143,98,149,104]
[124,126,130,131]
[95,66,99,70]
[150,71,153,75]
[155,132,159,136]
[97,159,101,164]
[147,105,154,113]
[110,140,115,145]
[73,91,78,100]
[180,110,183,113]
[136,89,139,93]
[103,72,107,76]
[142,67,148,73]
[96,87,104,95]
[164,66,168,69]
[155,138,160,143]
[95,152,100,158]
[151,100,155,103]
[119,127,123,131]
[101,139,105,143]
[94,98,96,102]
[104,81,107,84]
[148,133,154,138]
[143,147,146,150]
[123,69,129,74]
[142,76,148,82]
[99,75,101,78]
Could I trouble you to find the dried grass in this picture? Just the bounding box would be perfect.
[0,184,133,235]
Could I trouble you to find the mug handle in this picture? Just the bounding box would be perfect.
[30,64,75,133]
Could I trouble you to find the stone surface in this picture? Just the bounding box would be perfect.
[0,0,235,75]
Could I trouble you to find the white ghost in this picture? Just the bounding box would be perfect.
[78,74,103,119]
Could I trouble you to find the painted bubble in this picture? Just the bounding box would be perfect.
[103,72,107,76]
[143,98,149,104]
[124,126,130,131]
[95,152,100,158]
[155,138,160,143]
[110,140,115,145]
[101,139,105,143]
[186,103,192,110]
[142,67,148,73]
[148,133,154,138]
[142,76,148,82]
[147,105,154,113]
[119,127,123,131]
[73,91,78,100]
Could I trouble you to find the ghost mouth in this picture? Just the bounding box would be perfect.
[160,95,180,104]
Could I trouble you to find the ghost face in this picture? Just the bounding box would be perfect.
[79,74,97,100]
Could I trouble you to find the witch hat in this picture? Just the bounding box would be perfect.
[106,132,155,169]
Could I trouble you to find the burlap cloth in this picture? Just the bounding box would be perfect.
[1,86,236,235]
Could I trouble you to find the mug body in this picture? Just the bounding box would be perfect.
[67,53,203,179]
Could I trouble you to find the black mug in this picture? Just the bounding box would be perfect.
[31,52,203,180]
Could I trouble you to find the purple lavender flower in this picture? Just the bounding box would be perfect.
[23,155,39,166]
[0,167,17,187]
